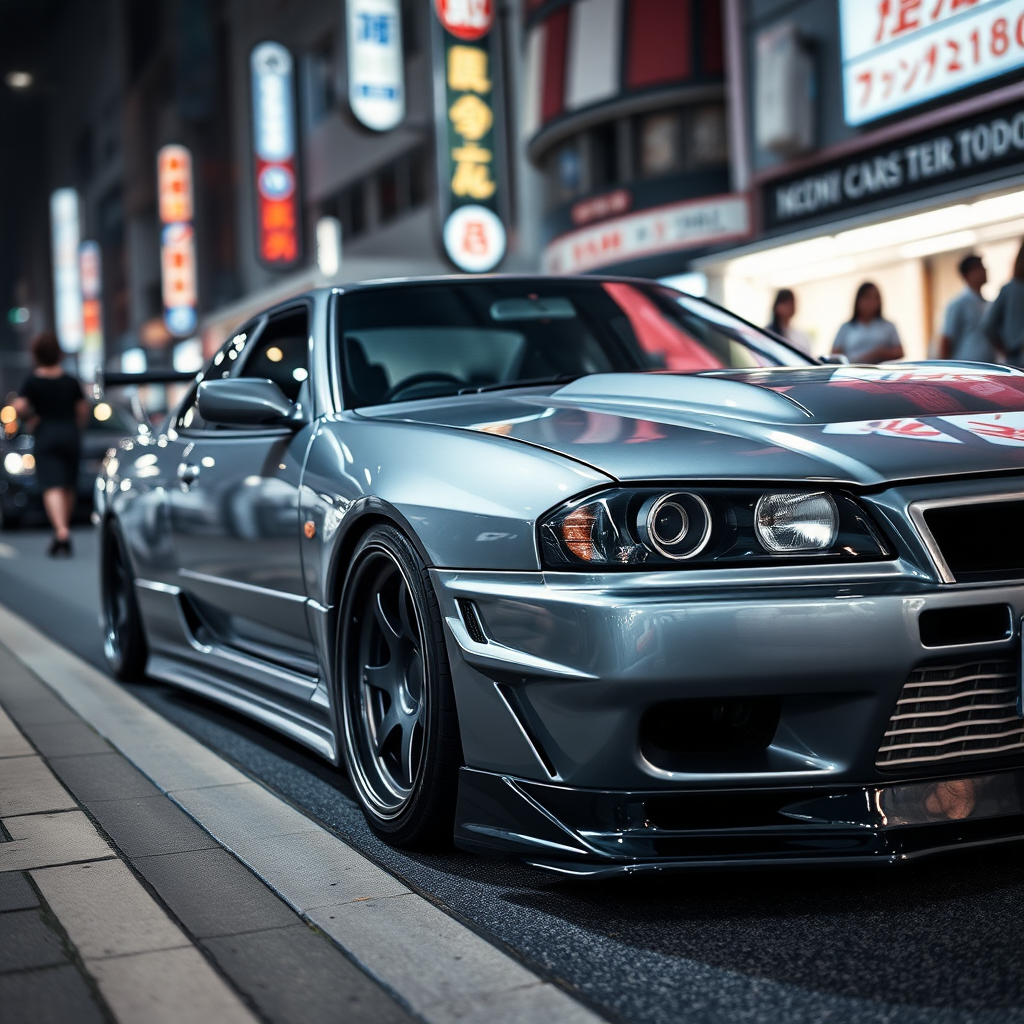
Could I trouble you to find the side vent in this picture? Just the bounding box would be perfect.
[457,599,488,644]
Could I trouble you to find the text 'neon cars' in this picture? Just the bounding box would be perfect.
[97,277,1024,876]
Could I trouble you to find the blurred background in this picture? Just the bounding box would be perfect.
[1,0,1024,396]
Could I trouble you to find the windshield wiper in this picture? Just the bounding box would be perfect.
[458,373,584,395]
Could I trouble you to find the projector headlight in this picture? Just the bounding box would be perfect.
[539,488,889,570]
[755,492,838,553]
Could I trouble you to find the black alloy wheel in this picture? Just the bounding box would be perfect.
[337,524,461,848]
[101,521,147,680]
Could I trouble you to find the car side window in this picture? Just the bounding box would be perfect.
[174,326,255,432]
[238,308,310,404]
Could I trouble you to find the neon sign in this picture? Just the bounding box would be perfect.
[251,42,302,267]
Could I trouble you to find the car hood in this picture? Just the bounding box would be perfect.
[360,364,1024,486]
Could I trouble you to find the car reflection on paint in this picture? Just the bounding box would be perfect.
[96,276,1024,876]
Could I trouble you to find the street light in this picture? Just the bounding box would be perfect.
[5,71,33,90]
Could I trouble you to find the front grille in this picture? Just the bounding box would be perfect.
[877,660,1024,769]
[923,499,1024,583]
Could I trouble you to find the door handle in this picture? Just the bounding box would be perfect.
[177,462,200,486]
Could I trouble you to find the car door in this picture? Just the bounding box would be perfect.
[165,304,319,689]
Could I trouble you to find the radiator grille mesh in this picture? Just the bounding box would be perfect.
[876,660,1023,769]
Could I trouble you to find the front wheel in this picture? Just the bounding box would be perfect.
[101,522,147,680]
[337,524,461,848]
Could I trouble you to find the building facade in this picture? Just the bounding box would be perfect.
[0,0,536,389]
[700,0,1024,359]
[519,0,748,283]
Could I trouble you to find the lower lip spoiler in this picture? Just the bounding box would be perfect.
[454,766,1024,876]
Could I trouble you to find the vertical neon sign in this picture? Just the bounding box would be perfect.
[78,240,104,380]
[347,0,405,131]
[251,42,302,268]
[157,144,198,337]
[50,188,83,352]
[432,0,507,273]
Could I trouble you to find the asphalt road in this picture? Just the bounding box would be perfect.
[3,524,1024,1024]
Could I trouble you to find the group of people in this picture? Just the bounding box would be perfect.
[766,240,1024,366]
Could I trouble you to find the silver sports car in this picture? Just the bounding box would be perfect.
[98,277,1024,876]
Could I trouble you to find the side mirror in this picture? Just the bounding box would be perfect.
[197,378,298,426]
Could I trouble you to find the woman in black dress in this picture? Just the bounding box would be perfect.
[14,332,87,556]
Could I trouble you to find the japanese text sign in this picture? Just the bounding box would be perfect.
[347,0,405,131]
[432,0,506,272]
[840,0,1024,125]
[251,42,302,268]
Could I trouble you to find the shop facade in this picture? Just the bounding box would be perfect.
[699,0,1024,359]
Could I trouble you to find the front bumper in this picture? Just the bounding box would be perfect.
[432,561,1024,870]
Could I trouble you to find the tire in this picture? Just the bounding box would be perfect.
[101,521,148,681]
[337,524,462,848]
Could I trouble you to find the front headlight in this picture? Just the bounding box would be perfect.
[539,487,889,569]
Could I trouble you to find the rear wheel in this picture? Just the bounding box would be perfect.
[101,522,147,680]
[337,524,461,848]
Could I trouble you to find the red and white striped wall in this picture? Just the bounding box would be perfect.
[521,0,723,142]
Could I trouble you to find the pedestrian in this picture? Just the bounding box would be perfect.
[13,332,87,556]
[983,241,1024,366]
[831,281,904,363]
[939,254,992,362]
[767,288,812,355]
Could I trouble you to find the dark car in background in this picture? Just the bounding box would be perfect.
[0,400,144,529]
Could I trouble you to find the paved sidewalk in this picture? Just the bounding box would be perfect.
[0,638,420,1024]
[0,601,601,1024]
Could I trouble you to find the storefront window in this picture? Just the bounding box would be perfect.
[639,110,683,177]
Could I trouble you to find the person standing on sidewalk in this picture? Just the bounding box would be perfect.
[984,241,1024,366]
[767,288,813,356]
[831,281,904,363]
[13,332,87,557]
[939,254,992,363]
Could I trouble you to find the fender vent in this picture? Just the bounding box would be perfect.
[457,599,488,645]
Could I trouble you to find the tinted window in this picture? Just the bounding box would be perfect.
[238,309,309,403]
[338,281,808,408]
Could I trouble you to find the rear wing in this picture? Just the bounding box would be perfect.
[93,369,199,426]
[93,369,198,400]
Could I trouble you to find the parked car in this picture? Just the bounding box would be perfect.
[0,400,143,529]
[97,277,1024,874]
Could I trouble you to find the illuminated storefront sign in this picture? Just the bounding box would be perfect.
[840,0,1024,126]
[251,42,301,268]
[432,0,506,272]
[543,194,751,275]
[49,188,83,352]
[765,99,1024,230]
[78,240,104,379]
[157,144,198,337]
[347,0,405,131]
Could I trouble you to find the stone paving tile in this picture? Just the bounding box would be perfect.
[47,751,161,803]
[85,794,219,858]
[24,721,111,758]
[0,755,77,816]
[0,908,68,973]
[88,945,257,1024]
[0,871,38,912]
[0,812,114,873]
[203,923,417,1024]
[0,964,107,1024]
[32,860,191,961]
[133,846,298,939]
[0,707,33,759]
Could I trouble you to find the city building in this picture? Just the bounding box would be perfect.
[0,0,536,392]
[699,0,1024,358]
[519,0,748,286]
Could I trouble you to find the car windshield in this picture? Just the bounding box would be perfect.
[338,280,811,408]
